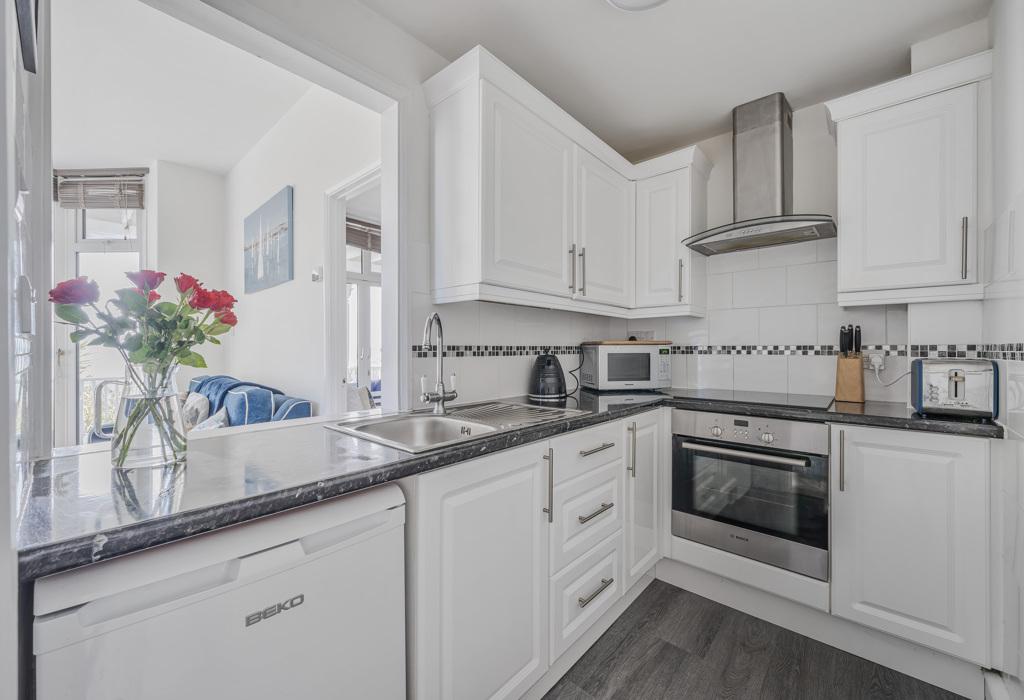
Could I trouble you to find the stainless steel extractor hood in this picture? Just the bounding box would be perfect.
[685,93,836,256]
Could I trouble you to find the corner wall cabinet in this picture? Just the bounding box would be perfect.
[425,47,709,319]
[826,51,992,306]
[402,411,662,700]
[829,424,989,665]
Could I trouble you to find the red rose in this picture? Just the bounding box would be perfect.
[49,277,100,304]
[125,270,166,291]
[174,273,201,295]
[190,288,236,312]
[215,309,238,327]
[209,290,236,312]
[133,288,160,303]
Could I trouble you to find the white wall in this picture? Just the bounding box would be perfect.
[224,86,380,408]
[983,0,1024,690]
[629,103,909,399]
[150,160,229,385]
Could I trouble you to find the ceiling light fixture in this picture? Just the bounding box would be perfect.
[605,0,669,11]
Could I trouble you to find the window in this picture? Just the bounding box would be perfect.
[345,217,382,403]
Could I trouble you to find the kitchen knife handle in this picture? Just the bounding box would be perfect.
[854,326,861,355]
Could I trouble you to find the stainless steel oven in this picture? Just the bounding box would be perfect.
[671,409,829,581]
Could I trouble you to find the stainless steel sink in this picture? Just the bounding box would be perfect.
[328,401,584,453]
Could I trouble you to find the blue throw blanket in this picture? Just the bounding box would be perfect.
[190,375,283,413]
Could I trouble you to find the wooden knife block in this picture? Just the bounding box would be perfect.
[834,355,865,403]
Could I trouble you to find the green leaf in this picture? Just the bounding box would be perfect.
[69,329,91,343]
[115,288,149,315]
[128,345,152,363]
[122,334,143,352]
[205,322,230,336]
[177,351,207,368]
[206,336,221,345]
[54,304,90,325]
[155,301,178,317]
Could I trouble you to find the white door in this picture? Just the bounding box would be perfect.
[635,169,689,307]
[623,411,661,589]
[836,83,978,292]
[575,147,634,307]
[481,82,574,298]
[830,425,989,664]
[409,444,550,700]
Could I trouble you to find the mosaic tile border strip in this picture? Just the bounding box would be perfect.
[409,344,910,358]
[976,343,1024,361]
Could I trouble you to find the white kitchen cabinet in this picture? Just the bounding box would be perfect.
[574,147,634,307]
[549,532,622,661]
[623,410,661,589]
[830,424,989,664]
[826,51,991,306]
[426,46,709,319]
[404,444,550,700]
[634,166,709,315]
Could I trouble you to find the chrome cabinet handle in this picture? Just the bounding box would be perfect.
[678,441,807,468]
[568,244,577,292]
[579,442,615,457]
[961,216,969,280]
[578,577,613,608]
[542,448,554,523]
[577,502,613,524]
[627,422,637,477]
[581,247,587,296]
[838,429,846,492]
[677,259,684,303]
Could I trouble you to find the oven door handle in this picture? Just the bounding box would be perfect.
[677,441,808,468]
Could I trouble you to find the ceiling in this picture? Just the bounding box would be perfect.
[52,0,312,172]
[359,0,990,160]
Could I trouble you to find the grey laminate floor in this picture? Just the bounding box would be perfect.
[544,580,963,700]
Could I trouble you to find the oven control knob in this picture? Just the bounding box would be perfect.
[761,432,775,444]
[710,426,723,438]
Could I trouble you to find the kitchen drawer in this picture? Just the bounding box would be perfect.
[550,461,623,574]
[550,421,623,484]
[549,532,622,662]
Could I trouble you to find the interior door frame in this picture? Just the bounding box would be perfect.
[324,164,380,414]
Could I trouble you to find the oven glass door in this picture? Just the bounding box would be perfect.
[605,351,651,383]
[672,437,828,551]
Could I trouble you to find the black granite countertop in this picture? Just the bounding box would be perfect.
[17,388,1001,581]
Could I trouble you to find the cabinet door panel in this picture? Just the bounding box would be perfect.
[624,411,661,588]
[413,445,550,700]
[636,171,687,307]
[576,147,634,307]
[830,425,988,664]
[482,82,573,297]
[837,84,977,291]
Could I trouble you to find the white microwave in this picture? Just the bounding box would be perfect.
[580,342,672,391]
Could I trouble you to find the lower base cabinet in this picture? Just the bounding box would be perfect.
[549,532,621,661]
[829,425,989,665]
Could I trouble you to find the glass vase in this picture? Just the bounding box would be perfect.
[110,364,187,469]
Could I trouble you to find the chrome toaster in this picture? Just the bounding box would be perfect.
[910,358,998,419]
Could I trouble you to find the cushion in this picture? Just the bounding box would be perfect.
[193,407,228,431]
[224,386,276,426]
[181,392,210,431]
[272,397,312,421]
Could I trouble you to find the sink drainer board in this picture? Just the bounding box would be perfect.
[327,401,585,453]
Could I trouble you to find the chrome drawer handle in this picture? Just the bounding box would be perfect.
[578,577,613,608]
[579,442,615,457]
[542,448,554,523]
[577,502,613,524]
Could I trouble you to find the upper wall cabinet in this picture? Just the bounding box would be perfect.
[634,164,709,316]
[826,51,992,306]
[426,47,709,319]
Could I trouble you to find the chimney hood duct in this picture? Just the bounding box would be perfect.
[684,92,836,256]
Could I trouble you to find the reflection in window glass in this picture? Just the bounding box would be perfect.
[84,209,139,240]
[370,285,382,389]
[369,250,382,275]
[346,245,363,274]
[346,283,358,385]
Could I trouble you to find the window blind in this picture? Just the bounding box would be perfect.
[346,218,381,254]
[53,168,148,210]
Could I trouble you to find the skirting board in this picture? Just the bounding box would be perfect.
[657,558,984,700]
[522,572,655,700]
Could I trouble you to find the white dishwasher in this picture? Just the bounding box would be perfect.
[34,484,406,700]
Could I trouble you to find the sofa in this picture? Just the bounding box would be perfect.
[186,375,313,429]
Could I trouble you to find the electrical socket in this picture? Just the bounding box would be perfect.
[863,353,885,372]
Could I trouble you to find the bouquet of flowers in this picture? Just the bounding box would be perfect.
[49,270,238,467]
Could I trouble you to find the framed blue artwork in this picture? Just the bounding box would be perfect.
[244,186,294,293]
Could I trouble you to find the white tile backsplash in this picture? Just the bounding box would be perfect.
[734,355,788,392]
[708,250,758,274]
[787,261,838,305]
[885,305,909,345]
[666,316,709,346]
[816,237,838,262]
[688,354,734,389]
[787,355,837,396]
[709,308,759,345]
[758,240,817,268]
[817,303,888,346]
[708,273,733,309]
[759,305,817,346]
[733,267,787,308]
[908,301,984,345]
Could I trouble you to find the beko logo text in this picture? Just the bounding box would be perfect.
[245,594,305,627]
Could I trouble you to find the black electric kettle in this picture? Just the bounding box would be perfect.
[528,354,567,402]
